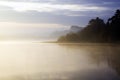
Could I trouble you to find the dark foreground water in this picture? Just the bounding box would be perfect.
[0,43,120,80]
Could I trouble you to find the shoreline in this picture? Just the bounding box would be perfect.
[41,41,120,46]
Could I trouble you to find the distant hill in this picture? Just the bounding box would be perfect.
[69,26,83,33]
[58,9,120,43]
[50,26,83,39]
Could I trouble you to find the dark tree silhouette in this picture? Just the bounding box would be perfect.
[58,17,106,42]
[78,17,106,42]
[58,9,120,43]
[107,9,120,42]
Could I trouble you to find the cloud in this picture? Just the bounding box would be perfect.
[0,0,119,40]
[0,8,90,26]
[0,0,119,26]
[0,1,108,12]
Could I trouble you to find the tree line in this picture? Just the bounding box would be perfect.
[58,9,120,43]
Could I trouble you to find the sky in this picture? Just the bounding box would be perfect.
[0,0,120,41]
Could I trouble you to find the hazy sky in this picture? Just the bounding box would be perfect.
[0,0,120,41]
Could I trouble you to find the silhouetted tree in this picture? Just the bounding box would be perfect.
[107,9,120,42]
[58,17,106,42]
[58,9,120,43]
[79,17,106,42]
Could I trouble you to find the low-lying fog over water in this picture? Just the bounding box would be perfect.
[0,43,119,80]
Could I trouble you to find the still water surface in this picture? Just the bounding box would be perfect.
[0,43,120,80]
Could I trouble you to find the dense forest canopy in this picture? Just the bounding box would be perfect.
[58,9,120,43]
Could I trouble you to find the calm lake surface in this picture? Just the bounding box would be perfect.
[0,43,120,80]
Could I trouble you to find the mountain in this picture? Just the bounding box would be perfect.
[50,26,83,39]
[70,26,83,33]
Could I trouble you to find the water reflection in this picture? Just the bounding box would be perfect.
[58,43,120,80]
[0,43,119,80]
[88,45,120,76]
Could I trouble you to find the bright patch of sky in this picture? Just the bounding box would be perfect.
[0,1,108,12]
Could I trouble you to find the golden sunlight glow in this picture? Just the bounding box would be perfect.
[0,43,100,77]
[0,22,67,41]
[0,22,66,28]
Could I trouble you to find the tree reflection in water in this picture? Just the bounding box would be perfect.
[89,45,120,76]
[59,43,120,78]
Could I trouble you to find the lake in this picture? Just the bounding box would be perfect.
[0,42,120,80]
